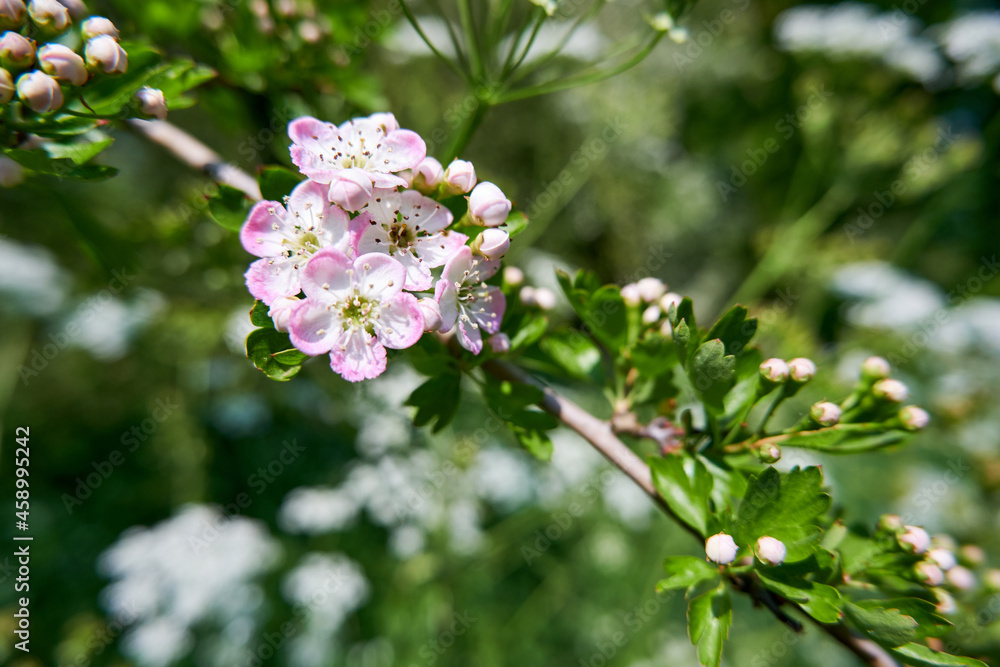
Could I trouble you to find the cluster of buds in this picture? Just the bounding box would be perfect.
[704,532,788,566]
[621,277,683,334]
[0,2,165,118]
[211,0,331,47]
[759,357,816,385]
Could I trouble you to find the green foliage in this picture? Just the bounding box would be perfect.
[209,184,253,231]
[657,556,720,593]
[650,454,713,536]
[688,585,732,667]
[407,371,463,433]
[245,301,307,381]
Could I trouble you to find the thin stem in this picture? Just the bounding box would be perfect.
[504,9,546,78]
[428,0,470,73]
[441,100,491,164]
[457,0,484,81]
[505,0,607,87]
[399,0,471,83]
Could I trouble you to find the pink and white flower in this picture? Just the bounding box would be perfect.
[435,246,506,354]
[353,189,467,291]
[288,113,425,210]
[241,180,352,305]
[288,248,423,382]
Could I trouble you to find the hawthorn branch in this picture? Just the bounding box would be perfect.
[137,119,900,667]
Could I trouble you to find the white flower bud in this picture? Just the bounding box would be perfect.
[267,296,300,333]
[758,443,781,463]
[135,86,167,120]
[412,156,443,193]
[935,590,956,614]
[659,320,673,338]
[788,357,816,382]
[946,566,975,591]
[85,34,128,74]
[861,355,891,380]
[0,31,36,71]
[297,20,321,43]
[0,0,27,30]
[81,16,120,41]
[641,305,661,325]
[487,333,511,354]
[985,569,1000,591]
[0,155,25,187]
[274,0,296,17]
[810,401,841,427]
[759,358,790,383]
[56,0,86,20]
[899,405,929,431]
[471,228,510,260]
[636,277,666,303]
[533,287,557,311]
[620,283,641,307]
[873,378,908,402]
[879,513,904,531]
[917,562,944,586]
[417,298,443,332]
[900,525,931,554]
[756,536,787,565]
[442,159,476,195]
[960,545,985,566]
[16,70,62,112]
[468,181,511,227]
[705,532,738,565]
[38,43,87,85]
[659,291,682,312]
[650,11,674,31]
[27,0,69,34]
[0,66,12,103]
[503,266,524,287]
[928,548,956,571]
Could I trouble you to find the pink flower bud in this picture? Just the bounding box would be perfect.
[56,0,86,21]
[810,401,841,426]
[985,569,1000,591]
[900,525,930,554]
[705,532,738,564]
[0,66,13,103]
[533,287,556,311]
[873,378,908,402]
[788,357,816,382]
[916,562,944,586]
[960,544,984,566]
[135,86,167,120]
[16,70,62,112]
[642,305,661,325]
[759,358,790,383]
[487,333,511,354]
[472,228,510,260]
[417,297,443,332]
[934,590,956,614]
[0,31,35,71]
[946,566,975,591]
[38,43,87,85]
[85,34,128,74]
[659,292,682,311]
[468,181,511,227]
[0,0,26,30]
[620,283,641,307]
[27,0,70,34]
[758,443,781,463]
[503,266,524,287]
[0,155,25,187]
[879,514,904,531]
[297,20,322,43]
[862,355,891,380]
[412,156,444,193]
[899,405,929,431]
[267,296,300,333]
[443,159,476,195]
[928,548,956,571]
[636,277,666,303]
[756,536,787,565]
[81,16,119,41]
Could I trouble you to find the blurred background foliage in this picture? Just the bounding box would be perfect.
[1,0,999,665]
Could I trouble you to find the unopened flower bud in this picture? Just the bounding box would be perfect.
[503,266,524,287]
[810,401,841,426]
[411,156,443,193]
[417,298,443,332]
[756,536,787,565]
[0,31,35,71]
[636,277,666,303]
[900,525,931,554]
[705,532,738,565]
[85,34,128,74]
[267,296,300,333]
[297,20,321,43]
[878,514,904,531]
[935,590,956,614]
[658,292,682,312]
[56,0,86,20]
[946,566,975,590]
[873,378,908,402]
[862,355,891,380]
[468,181,511,227]
[16,70,62,112]
[27,0,69,35]
[135,86,167,120]
[38,43,87,85]
[659,320,673,338]
[959,545,985,566]
[472,228,510,260]
[620,283,641,307]
[650,11,674,32]
[641,305,660,325]
[917,562,944,586]
[760,358,790,383]
[442,158,476,195]
[0,0,26,30]
[899,405,929,431]
[758,443,781,463]
[928,548,957,571]
[488,333,511,354]
[788,357,816,382]
[985,569,1000,591]
[81,16,119,41]
[0,65,12,103]
[533,287,556,311]
[0,155,24,187]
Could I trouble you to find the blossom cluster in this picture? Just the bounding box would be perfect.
[241,112,514,382]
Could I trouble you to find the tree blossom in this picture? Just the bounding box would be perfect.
[288,248,423,382]
[353,189,466,291]
[435,246,506,354]
[241,180,352,305]
[288,113,425,210]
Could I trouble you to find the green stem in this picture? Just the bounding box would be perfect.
[399,0,471,83]
[457,0,484,81]
[442,100,490,163]
[429,0,470,73]
[504,0,607,87]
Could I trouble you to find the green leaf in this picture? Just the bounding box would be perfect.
[687,586,732,667]
[649,455,713,536]
[779,425,908,453]
[209,184,251,231]
[43,137,114,165]
[852,599,952,639]
[757,570,843,623]
[630,333,679,377]
[503,210,529,238]
[539,333,603,381]
[690,338,735,413]
[762,525,823,562]
[735,467,830,554]
[705,305,757,358]
[246,328,306,381]
[145,59,216,109]
[249,301,274,329]
[657,556,720,593]
[888,643,987,667]
[406,372,462,433]
[508,315,548,350]
[259,165,304,201]
[581,285,628,352]
[844,601,919,647]
[5,148,118,181]
[512,425,553,461]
